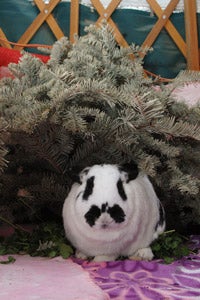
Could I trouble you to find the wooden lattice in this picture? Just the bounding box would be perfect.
[0,0,199,70]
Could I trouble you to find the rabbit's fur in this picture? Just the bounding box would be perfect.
[62,162,165,261]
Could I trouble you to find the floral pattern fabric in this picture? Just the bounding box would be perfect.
[79,236,200,300]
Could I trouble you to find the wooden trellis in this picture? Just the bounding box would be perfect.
[0,0,199,70]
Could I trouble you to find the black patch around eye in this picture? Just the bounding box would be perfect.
[117,179,127,201]
[84,205,101,227]
[119,161,138,183]
[108,204,125,223]
[83,176,95,200]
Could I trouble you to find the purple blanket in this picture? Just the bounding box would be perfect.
[79,236,200,299]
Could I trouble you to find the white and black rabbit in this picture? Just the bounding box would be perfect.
[62,162,165,262]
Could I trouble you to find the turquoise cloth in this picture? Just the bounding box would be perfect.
[0,0,199,77]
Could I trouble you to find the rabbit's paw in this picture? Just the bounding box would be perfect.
[93,255,117,262]
[75,250,88,260]
[130,247,154,261]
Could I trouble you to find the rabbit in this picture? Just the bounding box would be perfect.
[62,162,165,262]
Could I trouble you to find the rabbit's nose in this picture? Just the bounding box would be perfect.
[101,223,108,229]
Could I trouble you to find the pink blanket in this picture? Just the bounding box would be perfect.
[173,83,200,107]
[0,255,109,300]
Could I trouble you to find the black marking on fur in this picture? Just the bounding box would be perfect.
[84,205,101,227]
[82,176,95,200]
[101,203,108,213]
[155,202,165,231]
[107,204,125,223]
[117,179,127,201]
[119,161,138,183]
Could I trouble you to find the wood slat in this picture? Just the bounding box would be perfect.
[1,0,199,73]
[0,28,12,49]
[184,0,199,70]
[70,0,79,43]
[34,0,64,39]
[91,0,130,48]
[14,0,62,50]
[94,0,122,24]
[147,0,187,58]
[141,0,179,58]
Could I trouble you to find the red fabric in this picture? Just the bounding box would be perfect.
[0,66,14,79]
[0,47,50,67]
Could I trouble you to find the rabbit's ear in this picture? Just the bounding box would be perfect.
[79,167,90,183]
[69,167,90,184]
[119,161,138,183]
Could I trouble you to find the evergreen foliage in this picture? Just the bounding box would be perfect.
[0,121,8,175]
[0,140,7,175]
[0,24,200,232]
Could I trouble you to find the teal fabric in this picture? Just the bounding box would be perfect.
[0,0,70,48]
[0,0,199,78]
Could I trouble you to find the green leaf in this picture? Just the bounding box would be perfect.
[0,255,16,264]
[151,230,192,263]
[164,257,175,264]
[59,243,74,259]
[48,250,57,258]
[0,222,73,261]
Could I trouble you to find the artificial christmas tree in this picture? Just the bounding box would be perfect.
[0,24,200,232]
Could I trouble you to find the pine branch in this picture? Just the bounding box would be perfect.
[0,122,8,173]
[167,160,199,195]
[153,117,200,140]
[0,23,200,228]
